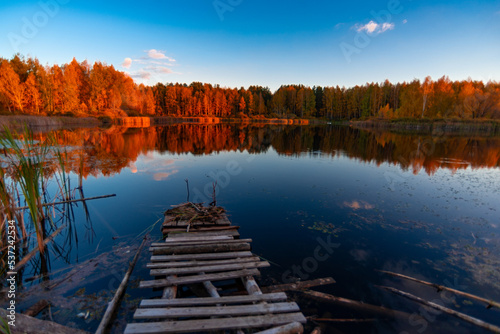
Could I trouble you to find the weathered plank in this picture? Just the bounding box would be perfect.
[164,235,234,243]
[162,226,239,234]
[254,322,304,334]
[140,269,261,289]
[124,312,307,334]
[261,277,336,293]
[147,256,262,269]
[140,292,288,308]
[152,242,251,255]
[133,302,300,319]
[149,261,270,276]
[162,220,231,227]
[151,239,251,248]
[150,251,253,262]
[167,230,240,238]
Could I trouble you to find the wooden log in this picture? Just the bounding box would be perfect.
[254,322,304,334]
[140,268,261,289]
[377,270,500,310]
[147,256,262,269]
[162,275,177,299]
[150,251,253,262]
[150,238,252,248]
[124,312,307,334]
[261,277,336,293]
[243,275,263,295]
[95,236,148,334]
[14,224,66,271]
[15,194,116,210]
[139,293,289,308]
[152,242,251,255]
[380,286,500,334]
[133,302,301,319]
[149,261,270,276]
[300,290,410,320]
[23,300,50,317]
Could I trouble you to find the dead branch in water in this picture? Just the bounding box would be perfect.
[377,269,500,310]
[15,194,116,210]
[379,286,500,334]
[261,277,336,293]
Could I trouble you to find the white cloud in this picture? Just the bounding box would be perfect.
[122,57,132,69]
[145,66,174,75]
[402,19,408,24]
[130,69,151,80]
[354,20,395,35]
[147,49,176,62]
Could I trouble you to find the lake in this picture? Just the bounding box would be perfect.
[4,123,500,333]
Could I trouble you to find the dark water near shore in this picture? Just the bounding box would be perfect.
[5,123,500,333]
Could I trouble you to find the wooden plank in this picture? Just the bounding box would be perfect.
[139,292,288,308]
[133,302,300,319]
[150,239,252,248]
[124,312,307,334]
[162,220,231,227]
[140,269,261,289]
[164,235,233,243]
[149,261,270,276]
[150,251,253,262]
[152,242,251,255]
[254,322,304,334]
[162,226,239,234]
[147,256,262,269]
[167,230,240,238]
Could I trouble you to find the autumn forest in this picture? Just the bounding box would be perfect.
[1,54,500,120]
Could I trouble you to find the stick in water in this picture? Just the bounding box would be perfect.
[95,236,148,334]
[377,269,500,310]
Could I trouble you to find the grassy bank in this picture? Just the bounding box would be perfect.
[0,115,100,132]
[351,119,500,136]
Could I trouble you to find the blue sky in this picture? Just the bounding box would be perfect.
[0,0,499,91]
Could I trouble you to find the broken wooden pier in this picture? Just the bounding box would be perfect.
[125,203,307,334]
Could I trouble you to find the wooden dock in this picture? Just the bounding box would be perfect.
[125,203,307,334]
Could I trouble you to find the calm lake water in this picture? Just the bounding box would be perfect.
[6,123,500,333]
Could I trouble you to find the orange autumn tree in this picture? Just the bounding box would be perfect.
[0,60,24,112]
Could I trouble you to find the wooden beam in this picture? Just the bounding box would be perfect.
[166,230,240,238]
[147,256,262,269]
[254,322,304,334]
[139,293,289,308]
[150,251,253,262]
[301,290,410,320]
[124,312,307,334]
[140,268,261,289]
[261,277,336,293]
[380,286,500,333]
[162,225,239,234]
[150,239,252,248]
[164,235,233,243]
[149,261,270,276]
[377,270,500,310]
[15,194,116,210]
[152,242,251,255]
[133,302,300,319]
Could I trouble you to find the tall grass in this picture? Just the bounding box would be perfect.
[0,126,68,262]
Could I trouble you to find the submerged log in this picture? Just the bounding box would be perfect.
[254,321,304,334]
[261,277,336,293]
[377,269,500,310]
[95,236,148,334]
[16,194,116,210]
[152,242,250,255]
[301,290,410,319]
[380,286,500,334]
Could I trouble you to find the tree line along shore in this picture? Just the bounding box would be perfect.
[0,54,499,125]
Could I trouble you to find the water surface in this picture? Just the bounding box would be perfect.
[6,123,500,333]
